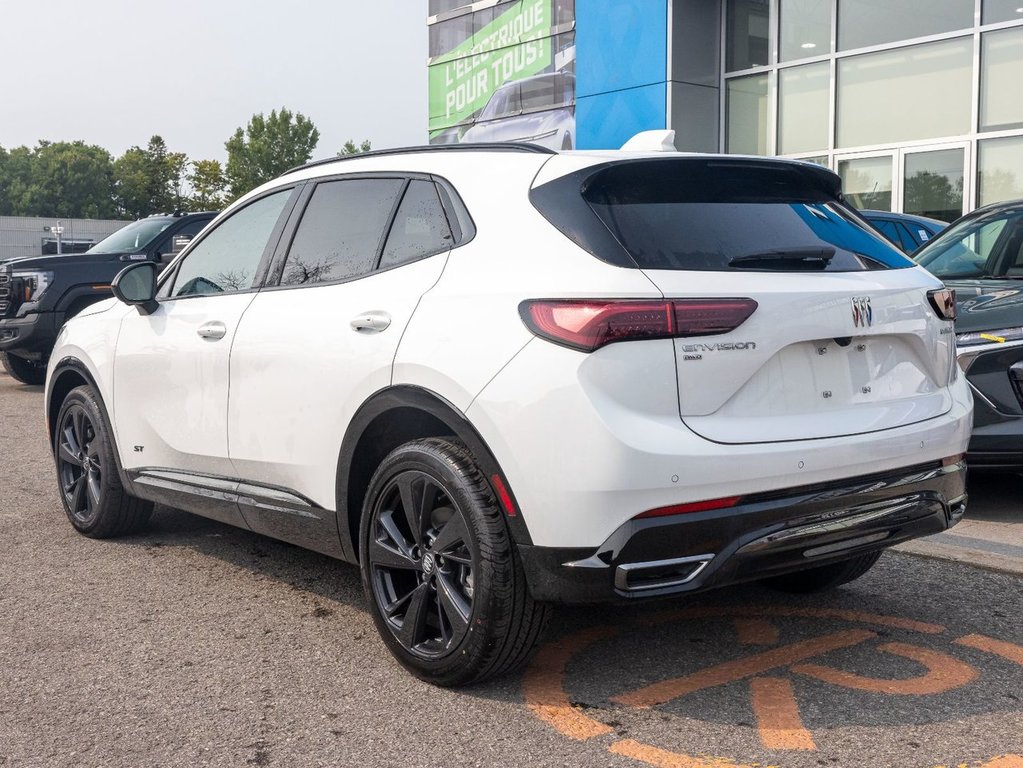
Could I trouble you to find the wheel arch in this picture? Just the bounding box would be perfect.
[336,385,533,563]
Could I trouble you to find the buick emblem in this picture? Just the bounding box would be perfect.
[422,552,436,574]
[852,296,873,328]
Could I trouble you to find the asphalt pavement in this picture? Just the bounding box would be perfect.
[1,371,1021,768]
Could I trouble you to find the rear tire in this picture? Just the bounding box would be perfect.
[360,437,550,687]
[762,551,884,593]
[2,352,46,385]
[53,385,153,538]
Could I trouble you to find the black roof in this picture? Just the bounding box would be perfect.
[284,142,556,176]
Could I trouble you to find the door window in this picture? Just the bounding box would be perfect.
[155,218,210,259]
[379,181,453,270]
[281,179,405,286]
[167,191,292,298]
[902,148,964,224]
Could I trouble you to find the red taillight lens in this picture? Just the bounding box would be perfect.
[519,298,757,352]
[634,495,743,519]
[927,288,956,321]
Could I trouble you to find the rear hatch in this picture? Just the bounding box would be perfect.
[532,156,956,444]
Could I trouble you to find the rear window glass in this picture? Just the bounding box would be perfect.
[563,160,914,272]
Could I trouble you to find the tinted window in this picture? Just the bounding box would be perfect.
[895,222,923,252]
[281,179,404,286]
[578,162,912,272]
[872,219,901,246]
[169,191,291,298]
[917,213,1023,278]
[380,181,453,270]
[156,218,209,257]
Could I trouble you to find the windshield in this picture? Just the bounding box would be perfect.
[915,209,1023,279]
[87,218,173,254]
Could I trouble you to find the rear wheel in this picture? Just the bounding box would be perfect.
[54,385,152,538]
[2,352,46,385]
[360,437,549,687]
[762,550,884,593]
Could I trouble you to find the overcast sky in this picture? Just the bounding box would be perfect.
[0,0,427,164]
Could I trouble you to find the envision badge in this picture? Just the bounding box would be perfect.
[852,296,873,328]
[680,341,757,353]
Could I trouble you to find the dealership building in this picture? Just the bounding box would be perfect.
[428,0,1023,223]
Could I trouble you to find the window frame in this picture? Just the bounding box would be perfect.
[262,171,476,292]
[156,186,301,302]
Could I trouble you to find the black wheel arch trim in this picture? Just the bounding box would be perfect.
[335,385,534,564]
[47,356,137,496]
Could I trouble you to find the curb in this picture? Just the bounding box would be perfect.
[893,539,1023,577]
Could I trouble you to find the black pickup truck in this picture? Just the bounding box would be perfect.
[0,210,217,384]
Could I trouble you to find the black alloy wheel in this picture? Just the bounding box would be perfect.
[53,385,152,537]
[57,403,103,526]
[367,470,476,659]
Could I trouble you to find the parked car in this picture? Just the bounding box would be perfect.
[45,141,970,686]
[915,199,1023,469]
[861,210,947,253]
[460,72,574,150]
[0,210,217,384]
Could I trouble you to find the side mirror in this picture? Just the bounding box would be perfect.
[112,261,159,315]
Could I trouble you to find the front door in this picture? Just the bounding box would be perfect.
[112,189,294,477]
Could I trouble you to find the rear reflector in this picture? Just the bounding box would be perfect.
[927,288,956,321]
[519,298,758,352]
[490,474,517,516]
[634,495,743,519]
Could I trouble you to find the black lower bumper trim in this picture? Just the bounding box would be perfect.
[518,461,967,604]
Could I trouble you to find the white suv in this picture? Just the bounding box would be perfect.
[45,138,972,686]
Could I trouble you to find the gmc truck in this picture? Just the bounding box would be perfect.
[0,210,216,384]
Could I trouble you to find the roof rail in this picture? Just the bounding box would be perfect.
[283,142,557,176]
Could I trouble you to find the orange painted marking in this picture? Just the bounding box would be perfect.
[749,677,816,751]
[612,629,875,709]
[956,634,1023,666]
[976,756,1023,768]
[522,626,617,741]
[793,641,978,695]
[646,605,945,635]
[734,618,780,646]
[609,738,754,768]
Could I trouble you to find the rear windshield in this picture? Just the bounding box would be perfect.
[532,159,914,272]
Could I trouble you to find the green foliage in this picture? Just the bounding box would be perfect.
[225,108,320,199]
[0,141,117,219]
[113,135,188,218]
[339,139,372,156]
[187,159,229,211]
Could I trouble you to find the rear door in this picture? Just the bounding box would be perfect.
[227,176,456,549]
[581,159,956,444]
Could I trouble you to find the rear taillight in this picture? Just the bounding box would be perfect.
[634,495,743,519]
[519,298,758,352]
[927,288,956,321]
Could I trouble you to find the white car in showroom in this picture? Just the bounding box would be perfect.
[45,136,971,686]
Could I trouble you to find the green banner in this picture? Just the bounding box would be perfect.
[429,0,554,132]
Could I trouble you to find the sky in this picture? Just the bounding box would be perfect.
[0,0,427,164]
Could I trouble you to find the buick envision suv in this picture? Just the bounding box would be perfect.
[45,136,971,686]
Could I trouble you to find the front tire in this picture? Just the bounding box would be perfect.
[2,352,46,385]
[762,550,884,593]
[360,438,549,686]
[53,385,153,538]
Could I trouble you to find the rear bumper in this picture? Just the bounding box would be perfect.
[0,312,55,358]
[518,460,967,604]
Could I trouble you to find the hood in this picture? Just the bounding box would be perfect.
[944,278,1023,333]
[1,250,133,271]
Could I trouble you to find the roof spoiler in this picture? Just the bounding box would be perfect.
[620,130,677,152]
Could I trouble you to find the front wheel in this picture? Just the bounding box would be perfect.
[2,352,46,385]
[360,438,549,686]
[54,385,153,538]
[762,550,884,593]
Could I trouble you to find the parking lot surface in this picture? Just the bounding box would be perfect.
[1,372,1021,768]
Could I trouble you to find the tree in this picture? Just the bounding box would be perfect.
[339,139,372,156]
[187,159,229,211]
[12,141,117,219]
[225,108,319,199]
[113,135,188,218]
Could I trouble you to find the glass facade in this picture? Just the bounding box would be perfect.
[723,0,1023,215]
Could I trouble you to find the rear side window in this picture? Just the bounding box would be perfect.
[379,181,453,270]
[532,159,915,272]
[281,178,404,286]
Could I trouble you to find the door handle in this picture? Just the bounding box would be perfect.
[350,311,391,332]
[197,321,227,340]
